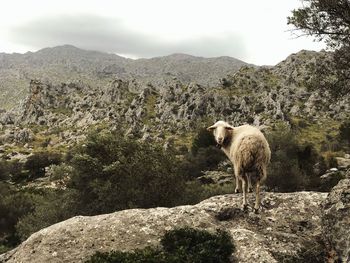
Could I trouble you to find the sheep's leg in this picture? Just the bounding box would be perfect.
[234,174,240,193]
[247,175,253,193]
[234,166,241,193]
[241,178,248,210]
[254,181,261,213]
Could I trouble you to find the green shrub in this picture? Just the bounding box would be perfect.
[161,227,234,263]
[191,128,216,155]
[265,124,326,192]
[15,189,76,241]
[22,151,62,180]
[181,181,234,205]
[86,227,234,263]
[68,130,187,215]
[338,120,350,147]
[181,146,226,179]
[0,183,37,248]
[49,163,74,181]
[2,160,23,183]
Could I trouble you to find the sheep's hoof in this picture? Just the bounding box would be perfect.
[254,207,259,214]
[235,188,240,194]
[242,204,248,211]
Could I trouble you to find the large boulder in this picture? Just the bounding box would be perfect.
[322,178,350,262]
[1,192,327,263]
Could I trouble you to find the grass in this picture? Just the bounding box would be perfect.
[51,107,73,116]
[143,94,157,124]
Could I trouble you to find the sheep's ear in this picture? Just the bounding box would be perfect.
[225,125,234,131]
[207,125,216,131]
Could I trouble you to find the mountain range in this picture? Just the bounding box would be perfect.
[0,45,248,109]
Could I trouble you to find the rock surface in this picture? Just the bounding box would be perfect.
[1,192,327,263]
[322,178,350,262]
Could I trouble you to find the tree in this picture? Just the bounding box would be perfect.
[288,0,350,95]
[288,0,350,48]
[68,130,186,215]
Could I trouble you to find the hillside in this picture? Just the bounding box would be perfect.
[0,47,350,262]
[0,45,248,109]
[0,49,349,155]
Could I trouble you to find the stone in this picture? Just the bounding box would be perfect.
[322,178,350,262]
[1,192,327,263]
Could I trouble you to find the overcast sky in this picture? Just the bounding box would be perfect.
[0,0,326,65]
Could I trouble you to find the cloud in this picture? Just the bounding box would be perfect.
[9,14,246,58]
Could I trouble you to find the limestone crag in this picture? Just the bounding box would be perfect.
[322,177,350,262]
[0,49,349,150]
[0,191,327,263]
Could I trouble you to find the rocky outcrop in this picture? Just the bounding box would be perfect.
[322,177,350,262]
[1,49,349,149]
[0,45,248,110]
[1,192,327,263]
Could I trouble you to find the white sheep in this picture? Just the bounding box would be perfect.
[207,121,271,212]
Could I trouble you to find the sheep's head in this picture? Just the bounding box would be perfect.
[207,121,234,148]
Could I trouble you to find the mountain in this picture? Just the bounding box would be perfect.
[0,45,248,109]
[1,49,349,152]
[1,47,350,262]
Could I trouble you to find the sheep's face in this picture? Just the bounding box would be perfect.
[207,121,233,147]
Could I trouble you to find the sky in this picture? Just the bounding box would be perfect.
[0,0,326,65]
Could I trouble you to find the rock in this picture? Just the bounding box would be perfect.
[198,171,233,185]
[1,192,327,263]
[335,157,350,169]
[322,178,350,262]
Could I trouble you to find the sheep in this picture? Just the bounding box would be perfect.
[207,121,271,212]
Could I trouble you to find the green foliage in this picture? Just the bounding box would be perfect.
[265,124,326,192]
[0,160,23,182]
[15,189,76,241]
[23,151,62,180]
[87,248,164,263]
[191,128,216,155]
[179,128,226,179]
[288,0,350,48]
[86,227,234,263]
[161,227,234,263]
[0,183,36,248]
[181,147,226,179]
[339,120,350,147]
[69,130,186,215]
[181,181,235,205]
[288,0,350,95]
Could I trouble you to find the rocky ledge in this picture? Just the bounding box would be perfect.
[1,190,338,263]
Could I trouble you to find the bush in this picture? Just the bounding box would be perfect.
[86,227,234,263]
[265,124,326,192]
[15,189,76,241]
[22,151,62,180]
[0,183,37,248]
[181,147,226,179]
[68,130,187,215]
[1,160,23,183]
[161,227,234,263]
[339,121,350,147]
[191,128,216,155]
[180,128,226,179]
